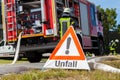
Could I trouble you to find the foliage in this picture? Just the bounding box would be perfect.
[116,24,120,34]
[97,6,117,30]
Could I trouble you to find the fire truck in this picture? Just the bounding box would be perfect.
[0,0,104,62]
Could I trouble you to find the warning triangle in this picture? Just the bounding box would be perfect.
[49,26,85,60]
[43,26,90,70]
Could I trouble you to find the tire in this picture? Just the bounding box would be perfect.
[26,51,42,63]
[98,39,104,55]
[93,39,104,56]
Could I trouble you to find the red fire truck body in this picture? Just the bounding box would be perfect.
[0,0,104,62]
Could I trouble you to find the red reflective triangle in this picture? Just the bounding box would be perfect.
[49,26,85,60]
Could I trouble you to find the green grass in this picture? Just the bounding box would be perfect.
[100,55,120,68]
[0,69,120,80]
[0,58,47,64]
[0,58,28,64]
[101,60,120,68]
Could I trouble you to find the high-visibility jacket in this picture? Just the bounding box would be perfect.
[110,42,116,51]
[59,17,75,38]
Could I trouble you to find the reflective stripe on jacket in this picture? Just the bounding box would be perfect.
[59,17,74,38]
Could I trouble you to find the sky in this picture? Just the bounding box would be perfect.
[88,0,120,24]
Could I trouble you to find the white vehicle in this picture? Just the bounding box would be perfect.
[0,40,15,57]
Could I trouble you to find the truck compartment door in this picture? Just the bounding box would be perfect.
[79,2,90,36]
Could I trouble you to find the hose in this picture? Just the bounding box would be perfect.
[88,56,120,73]
[11,32,23,64]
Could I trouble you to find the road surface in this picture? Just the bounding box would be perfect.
[0,56,119,75]
[0,53,50,75]
[0,62,45,75]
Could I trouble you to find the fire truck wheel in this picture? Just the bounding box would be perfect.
[98,39,104,55]
[26,51,42,63]
[95,39,104,56]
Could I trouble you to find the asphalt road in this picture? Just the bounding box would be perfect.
[0,62,45,75]
[0,55,119,75]
[0,53,50,75]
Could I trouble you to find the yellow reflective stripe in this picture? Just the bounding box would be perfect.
[59,18,71,38]
[60,18,71,27]
[71,21,75,25]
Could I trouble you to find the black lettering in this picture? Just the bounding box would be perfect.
[55,60,60,67]
[55,60,78,68]
[61,61,65,67]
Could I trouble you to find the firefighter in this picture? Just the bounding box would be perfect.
[109,39,119,55]
[59,8,78,38]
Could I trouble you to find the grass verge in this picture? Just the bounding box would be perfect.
[0,69,120,80]
[0,58,28,64]
[0,56,120,80]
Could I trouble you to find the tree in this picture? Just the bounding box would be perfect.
[97,6,117,53]
[116,24,120,33]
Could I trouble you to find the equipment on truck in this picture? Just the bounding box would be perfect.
[0,0,104,63]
